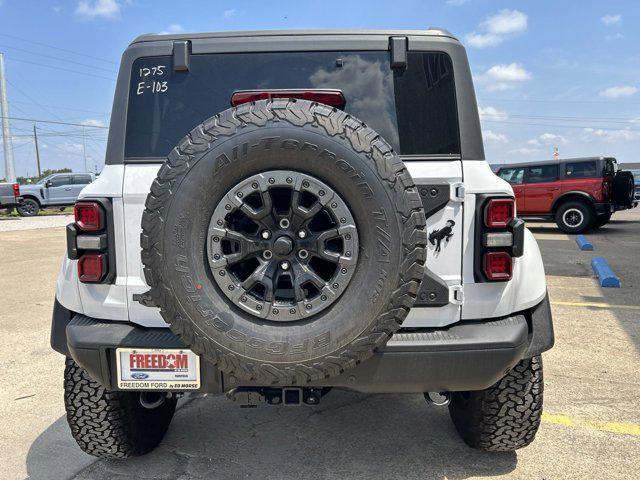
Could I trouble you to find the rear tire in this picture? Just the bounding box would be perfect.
[555,201,593,233]
[593,212,612,229]
[17,198,40,217]
[448,356,544,452]
[63,358,177,458]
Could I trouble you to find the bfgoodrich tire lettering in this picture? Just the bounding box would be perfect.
[63,358,177,458]
[140,99,427,385]
[448,356,544,452]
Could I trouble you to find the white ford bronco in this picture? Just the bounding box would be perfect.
[51,29,554,458]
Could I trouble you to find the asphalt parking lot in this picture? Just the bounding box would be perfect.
[1,210,638,480]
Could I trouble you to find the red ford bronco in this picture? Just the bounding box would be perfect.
[495,157,636,233]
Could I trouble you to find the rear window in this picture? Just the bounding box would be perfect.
[527,165,558,183]
[49,175,71,187]
[498,167,524,185]
[73,174,93,185]
[565,161,597,179]
[124,51,460,159]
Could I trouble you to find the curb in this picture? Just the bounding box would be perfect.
[591,257,620,288]
[575,235,593,251]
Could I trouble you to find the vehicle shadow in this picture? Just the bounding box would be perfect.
[26,391,517,480]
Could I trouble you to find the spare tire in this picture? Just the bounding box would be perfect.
[141,99,427,385]
[613,170,635,208]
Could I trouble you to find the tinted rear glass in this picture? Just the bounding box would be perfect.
[565,161,597,178]
[49,175,70,187]
[527,165,558,183]
[125,51,459,158]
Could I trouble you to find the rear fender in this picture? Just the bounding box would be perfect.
[551,191,595,213]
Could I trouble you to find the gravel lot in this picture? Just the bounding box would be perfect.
[0,214,73,232]
[1,209,638,479]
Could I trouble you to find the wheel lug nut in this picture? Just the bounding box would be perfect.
[279,218,290,229]
[261,230,271,239]
[263,250,273,260]
[298,249,308,259]
[297,230,307,239]
[280,261,290,271]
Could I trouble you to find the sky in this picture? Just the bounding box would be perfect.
[0,0,639,178]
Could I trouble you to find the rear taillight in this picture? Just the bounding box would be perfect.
[231,89,346,108]
[70,199,112,284]
[475,196,521,282]
[483,252,513,281]
[12,183,20,197]
[78,254,106,283]
[74,202,104,232]
[484,198,514,228]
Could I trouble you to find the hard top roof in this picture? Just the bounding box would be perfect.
[495,157,615,170]
[130,28,458,45]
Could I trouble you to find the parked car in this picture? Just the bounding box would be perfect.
[495,157,636,233]
[629,169,640,202]
[52,28,554,458]
[0,181,22,213]
[17,172,95,216]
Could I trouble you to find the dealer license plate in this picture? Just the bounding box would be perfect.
[116,348,200,390]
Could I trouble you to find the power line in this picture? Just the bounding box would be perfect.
[482,119,640,131]
[4,56,116,81]
[0,33,118,65]
[0,115,108,129]
[481,113,639,125]
[10,99,110,116]
[6,78,67,123]
[0,44,118,74]
[481,96,640,106]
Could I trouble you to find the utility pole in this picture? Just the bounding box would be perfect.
[81,125,87,172]
[0,53,16,182]
[33,124,42,178]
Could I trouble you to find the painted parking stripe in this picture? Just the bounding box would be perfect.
[551,301,640,310]
[575,234,593,251]
[591,257,621,288]
[542,412,640,437]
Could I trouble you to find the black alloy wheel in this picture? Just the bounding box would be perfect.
[208,170,358,322]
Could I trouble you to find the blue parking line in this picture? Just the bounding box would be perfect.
[591,257,621,288]
[575,235,593,251]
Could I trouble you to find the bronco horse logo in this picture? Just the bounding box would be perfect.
[429,220,455,252]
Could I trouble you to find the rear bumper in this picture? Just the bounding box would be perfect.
[0,195,21,208]
[51,295,554,394]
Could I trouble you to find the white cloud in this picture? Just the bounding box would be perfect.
[81,119,106,128]
[479,105,508,120]
[59,143,86,154]
[159,24,184,35]
[528,133,567,146]
[600,85,637,99]
[483,129,509,143]
[508,147,540,157]
[601,14,621,26]
[582,127,637,142]
[223,8,236,18]
[605,32,623,41]
[484,63,531,82]
[446,0,470,6]
[465,9,527,48]
[75,0,120,20]
[476,63,531,91]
